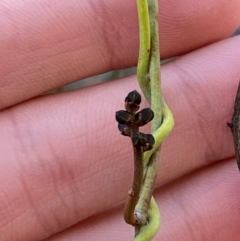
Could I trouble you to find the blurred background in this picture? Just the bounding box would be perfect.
[48,27,240,94]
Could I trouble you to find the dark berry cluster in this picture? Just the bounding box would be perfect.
[115,90,155,152]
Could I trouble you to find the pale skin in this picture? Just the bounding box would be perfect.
[1,0,240,240]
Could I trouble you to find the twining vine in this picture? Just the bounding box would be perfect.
[115,0,174,240]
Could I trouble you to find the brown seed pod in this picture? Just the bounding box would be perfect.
[131,132,146,147]
[131,132,146,146]
[143,134,155,151]
[125,90,141,113]
[125,90,141,105]
[145,134,155,146]
[115,110,133,125]
[132,132,155,151]
[118,123,131,136]
[135,108,154,126]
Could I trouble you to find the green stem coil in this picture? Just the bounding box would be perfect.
[133,0,174,240]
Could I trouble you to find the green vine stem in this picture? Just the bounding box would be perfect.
[133,0,174,240]
[136,0,151,103]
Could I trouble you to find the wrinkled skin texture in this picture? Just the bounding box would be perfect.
[1,0,240,240]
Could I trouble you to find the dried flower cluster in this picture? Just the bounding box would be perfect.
[116,90,155,152]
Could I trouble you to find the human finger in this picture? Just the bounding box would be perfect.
[45,160,240,241]
[1,0,240,109]
[1,36,240,240]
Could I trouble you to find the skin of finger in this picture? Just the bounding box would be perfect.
[0,36,240,240]
[0,0,240,109]
[44,160,240,241]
